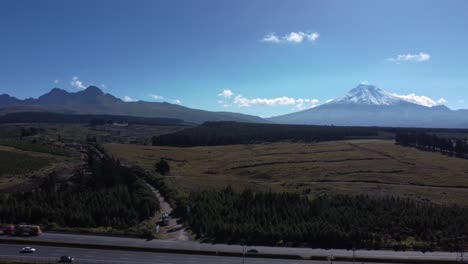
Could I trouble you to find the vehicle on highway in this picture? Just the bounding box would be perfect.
[0,224,14,235]
[59,255,74,263]
[20,247,36,253]
[247,249,259,254]
[14,225,42,236]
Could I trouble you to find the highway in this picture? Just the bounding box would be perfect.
[0,243,399,264]
[0,232,461,262]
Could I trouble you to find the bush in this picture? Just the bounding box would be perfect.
[155,158,170,175]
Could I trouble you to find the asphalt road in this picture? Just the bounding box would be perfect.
[0,243,396,264]
[1,232,461,262]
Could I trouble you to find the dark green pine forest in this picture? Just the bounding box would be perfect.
[396,132,468,158]
[0,148,159,229]
[184,188,468,250]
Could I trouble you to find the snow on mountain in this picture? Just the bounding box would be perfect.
[327,84,445,108]
[327,84,406,106]
[392,93,446,107]
[268,83,467,128]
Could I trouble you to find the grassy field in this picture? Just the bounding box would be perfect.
[0,122,185,191]
[0,144,79,190]
[0,148,51,175]
[105,139,468,205]
[0,123,186,144]
[37,123,185,144]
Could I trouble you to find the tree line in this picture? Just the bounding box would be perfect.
[0,112,184,126]
[152,121,379,147]
[183,187,468,250]
[396,132,468,158]
[0,147,159,229]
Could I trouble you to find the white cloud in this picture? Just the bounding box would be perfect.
[150,94,164,100]
[217,99,231,108]
[54,79,59,84]
[437,98,447,105]
[232,94,319,109]
[123,96,134,102]
[218,89,234,98]
[70,76,86,89]
[387,52,431,63]
[393,93,447,107]
[285,32,304,43]
[294,98,320,110]
[101,84,106,88]
[147,94,181,104]
[262,33,280,43]
[262,31,319,44]
[233,95,251,107]
[307,32,320,41]
[252,96,296,106]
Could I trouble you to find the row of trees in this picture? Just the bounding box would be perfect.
[183,187,468,250]
[153,122,379,147]
[396,132,468,158]
[0,112,183,126]
[0,148,159,229]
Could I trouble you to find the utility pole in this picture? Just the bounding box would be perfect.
[242,244,246,264]
[352,247,356,263]
[460,238,465,264]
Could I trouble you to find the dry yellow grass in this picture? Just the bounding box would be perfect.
[0,145,80,190]
[104,140,468,205]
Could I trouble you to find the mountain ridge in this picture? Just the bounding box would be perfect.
[2,84,468,128]
[269,84,468,128]
[0,86,267,124]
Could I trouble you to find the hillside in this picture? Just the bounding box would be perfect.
[0,112,186,126]
[0,86,267,124]
[105,139,468,205]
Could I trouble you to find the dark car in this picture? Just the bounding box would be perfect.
[58,256,74,263]
[247,249,258,254]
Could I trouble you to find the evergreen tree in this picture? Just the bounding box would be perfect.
[155,158,170,175]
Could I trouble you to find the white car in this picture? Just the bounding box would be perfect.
[20,247,36,253]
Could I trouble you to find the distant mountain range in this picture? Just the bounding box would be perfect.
[269,84,468,128]
[0,86,266,124]
[1,84,468,128]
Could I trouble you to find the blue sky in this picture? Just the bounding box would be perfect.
[1,0,468,117]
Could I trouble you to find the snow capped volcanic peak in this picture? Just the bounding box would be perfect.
[328,84,406,106]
